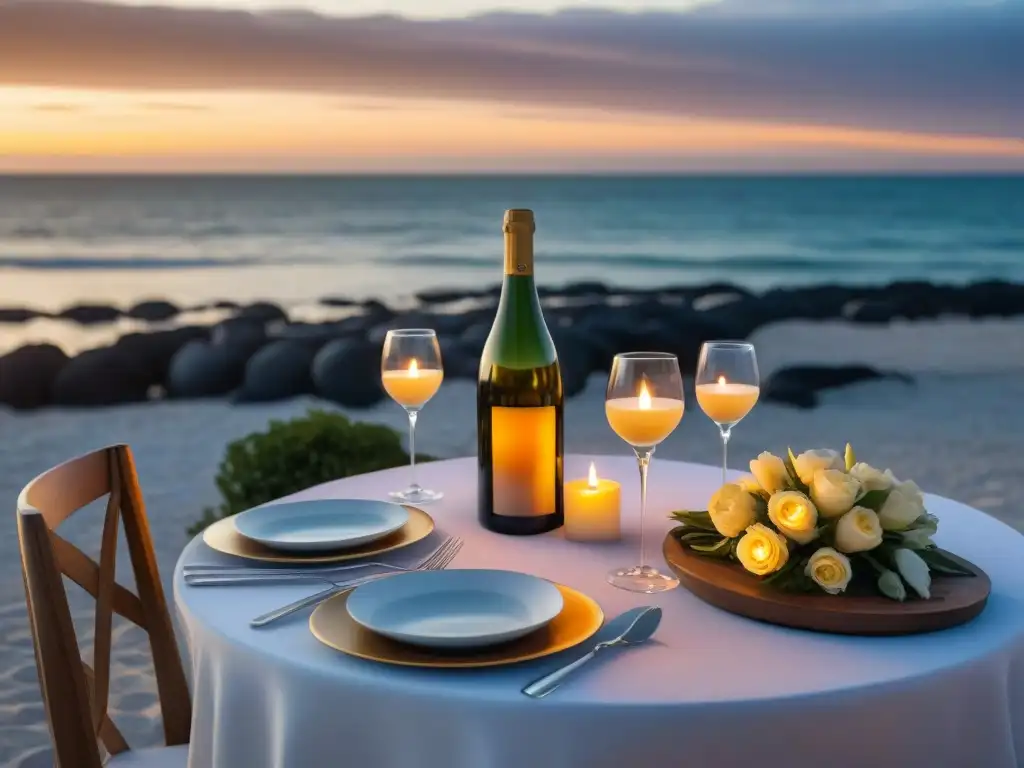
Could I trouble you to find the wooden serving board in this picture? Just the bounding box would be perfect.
[663,533,991,635]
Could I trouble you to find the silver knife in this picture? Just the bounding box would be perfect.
[522,606,662,699]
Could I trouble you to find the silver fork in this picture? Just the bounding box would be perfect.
[249,537,463,629]
[184,536,460,587]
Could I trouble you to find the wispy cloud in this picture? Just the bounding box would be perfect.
[0,0,1020,139]
[137,101,211,112]
[31,102,85,113]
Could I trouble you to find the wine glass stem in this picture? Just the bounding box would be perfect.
[635,448,653,569]
[720,427,731,485]
[407,409,420,492]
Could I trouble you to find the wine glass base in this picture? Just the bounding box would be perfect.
[389,488,444,505]
[606,565,680,593]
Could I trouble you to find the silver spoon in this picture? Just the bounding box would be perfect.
[522,606,662,699]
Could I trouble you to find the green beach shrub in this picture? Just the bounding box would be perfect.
[188,409,435,535]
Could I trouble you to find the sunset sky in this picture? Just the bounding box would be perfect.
[1,0,1022,172]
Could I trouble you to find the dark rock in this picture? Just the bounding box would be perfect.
[320,296,357,307]
[459,323,492,358]
[551,330,592,398]
[238,301,287,324]
[0,307,42,323]
[557,281,611,298]
[361,299,395,322]
[689,282,756,302]
[438,337,477,379]
[312,339,385,408]
[211,318,269,360]
[849,300,898,324]
[167,340,245,398]
[759,285,863,324]
[962,279,1024,318]
[416,288,485,304]
[273,322,341,351]
[0,344,69,410]
[57,303,122,325]
[762,365,913,409]
[126,300,180,322]
[236,340,317,402]
[53,347,152,406]
[115,326,209,386]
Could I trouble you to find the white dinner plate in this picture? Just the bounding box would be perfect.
[233,499,410,552]
[346,569,565,649]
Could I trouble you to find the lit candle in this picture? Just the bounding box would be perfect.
[605,380,684,447]
[695,375,760,425]
[564,462,622,542]
[382,358,444,408]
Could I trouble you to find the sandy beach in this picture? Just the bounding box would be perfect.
[3,317,1024,766]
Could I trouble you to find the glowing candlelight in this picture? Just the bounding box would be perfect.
[695,375,759,425]
[564,462,622,542]
[382,357,443,408]
[605,380,683,447]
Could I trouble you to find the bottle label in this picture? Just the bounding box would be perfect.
[490,406,556,517]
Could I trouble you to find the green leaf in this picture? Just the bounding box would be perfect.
[669,510,718,531]
[785,448,810,494]
[917,548,976,577]
[844,443,857,472]
[690,537,733,557]
[856,488,892,512]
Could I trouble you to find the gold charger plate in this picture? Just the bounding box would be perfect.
[202,504,434,564]
[309,583,604,668]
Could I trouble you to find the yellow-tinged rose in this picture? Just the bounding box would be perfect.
[834,506,883,553]
[793,448,843,486]
[749,452,790,494]
[767,491,819,544]
[879,480,926,531]
[708,483,758,538]
[849,462,894,492]
[810,469,862,518]
[805,547,853,594]
[736,523,790,576]
[737,475,763,494]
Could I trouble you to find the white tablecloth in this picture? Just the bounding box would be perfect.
[174,455,1024,768]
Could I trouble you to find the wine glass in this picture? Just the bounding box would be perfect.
[695,342,760,485]
[381,329,444,504]
[605,352,685,593]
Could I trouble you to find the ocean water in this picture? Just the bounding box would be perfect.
[1,175,1022,311]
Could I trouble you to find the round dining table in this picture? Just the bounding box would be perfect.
[174,455,1024,768]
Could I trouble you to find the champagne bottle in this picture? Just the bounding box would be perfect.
[477,209,564,535]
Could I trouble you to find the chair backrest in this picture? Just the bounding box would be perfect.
[17,444,191,767]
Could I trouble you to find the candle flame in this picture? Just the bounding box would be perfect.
[408,358,419,377]
[588,462,599,489]
[717,375,727,386]
[638,380,652,410]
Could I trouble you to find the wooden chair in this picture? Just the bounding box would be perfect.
[17,444,192,768]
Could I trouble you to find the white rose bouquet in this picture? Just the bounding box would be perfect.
[671,444,974,600]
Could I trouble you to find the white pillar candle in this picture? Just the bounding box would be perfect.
[564,462,622,542]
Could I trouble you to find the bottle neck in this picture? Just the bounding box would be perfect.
[503,226,534,277]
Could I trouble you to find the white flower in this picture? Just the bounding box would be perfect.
[737,475,763,495]
[849,462,894,492]
[767,491,819,544]
[879,480,926,531]
[804,547,853,595]
[736,523,790,576]
[877,569,907,601]
[834,506,883,553]
[749,452,790,494]
[894,548,931,599]
[810,469,862,519]
[707,483,758,538]
[793,449,843,486]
